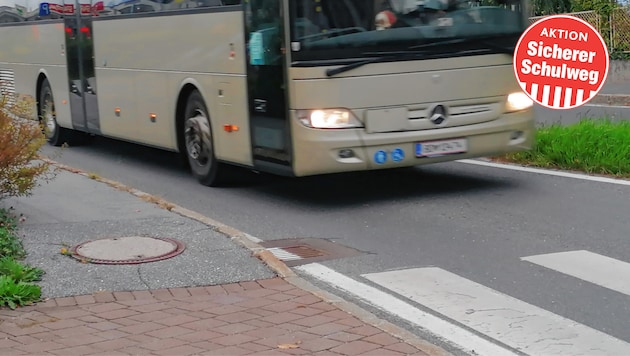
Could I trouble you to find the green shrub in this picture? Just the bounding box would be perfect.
[0,275,41,309]
[0,209,16,230]
[0,256,43,283]
[0,213,25,259]
[0,95,52,199]
[0,210,43,309]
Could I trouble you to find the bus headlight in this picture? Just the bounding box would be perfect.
[298,109,363,129]
[506,92,534,112]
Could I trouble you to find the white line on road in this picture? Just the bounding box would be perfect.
[522,250,630,296]
[458,159,630,186]
[364,267,630,356]
[583,103,630,109]
[296,263,518,356]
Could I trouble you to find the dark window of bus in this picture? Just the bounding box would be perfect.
[289,0,526,62]
[96,0,241,15]
[118,3,157,14]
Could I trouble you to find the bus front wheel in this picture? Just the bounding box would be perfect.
[39,79,68,147]
[183,91,229,187]
[39,79,91,146]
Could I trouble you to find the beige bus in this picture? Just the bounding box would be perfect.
[0,0,535,186]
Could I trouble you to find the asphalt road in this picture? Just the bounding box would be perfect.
[40,131,630,354]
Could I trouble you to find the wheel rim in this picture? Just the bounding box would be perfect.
[42,93,56,138]
[184,111,212,168]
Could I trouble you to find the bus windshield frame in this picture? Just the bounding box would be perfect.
[288,0,528,64]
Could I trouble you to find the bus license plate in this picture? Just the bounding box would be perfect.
[415,138,467,157]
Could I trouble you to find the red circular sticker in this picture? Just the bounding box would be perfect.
[514,15,609,110]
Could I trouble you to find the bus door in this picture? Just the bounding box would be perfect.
[244,0,292,174]
[64,0,100,134]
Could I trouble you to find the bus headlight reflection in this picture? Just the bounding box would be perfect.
[506,92,534,112]
[298,109,363,129]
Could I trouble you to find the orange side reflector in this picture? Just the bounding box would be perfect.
[223,124,239,132]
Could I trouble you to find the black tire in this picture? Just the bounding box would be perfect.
[39,79,92,147]
[39,79,67,147]
[182,90,230,187]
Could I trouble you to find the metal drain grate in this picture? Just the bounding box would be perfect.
[267,245,325,261]
[261,238,364,267]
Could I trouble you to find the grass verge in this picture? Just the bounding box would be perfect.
[0,209,43,309]
[496,119,630,178]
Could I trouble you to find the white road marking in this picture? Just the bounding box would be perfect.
[522,250,630,296]
[457,159,630,186]
[583,103,630,108]
[296,263,518,356]
[364,267,630,356]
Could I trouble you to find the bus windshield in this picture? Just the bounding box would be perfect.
[289,0,527,63]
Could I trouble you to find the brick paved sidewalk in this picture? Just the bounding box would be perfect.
[0,278,433,356]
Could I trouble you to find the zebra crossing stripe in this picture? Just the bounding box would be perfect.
[364,267,630,355]
[296,263,517,356]
[522,250,630,296]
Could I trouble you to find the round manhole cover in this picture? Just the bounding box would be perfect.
[70,236,185,264]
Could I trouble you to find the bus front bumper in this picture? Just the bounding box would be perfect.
[290,110,535,177]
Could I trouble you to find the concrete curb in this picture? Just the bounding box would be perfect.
[591,94,630,106]
[44,159,451,356]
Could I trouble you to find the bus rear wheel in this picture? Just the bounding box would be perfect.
[183,91,229,187]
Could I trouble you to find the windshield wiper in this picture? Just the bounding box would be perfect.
[325,51,428,77]
[409,37,515,55]
[325,57,384,77]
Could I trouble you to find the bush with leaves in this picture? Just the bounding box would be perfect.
[0,94,52,199]
[0,93,49,308]
[0,256,43,309]
[0,211,43,309]
[0,275,41,309]
[0,256,43,283]
[0,223,25,259]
